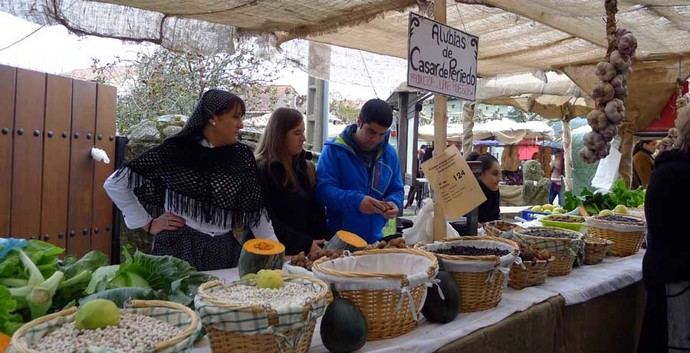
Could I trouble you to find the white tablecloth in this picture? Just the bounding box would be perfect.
[192,250,644,353]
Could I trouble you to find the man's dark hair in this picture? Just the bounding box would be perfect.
[359,98,393,128]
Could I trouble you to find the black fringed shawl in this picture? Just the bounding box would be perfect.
[116,137,264,234]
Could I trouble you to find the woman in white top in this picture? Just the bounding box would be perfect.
[104,89,276,270]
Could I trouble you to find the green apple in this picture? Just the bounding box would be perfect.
[598,209,613,216]
[542,204,555,211]
[532,206,544,212]
[613,205,628,215]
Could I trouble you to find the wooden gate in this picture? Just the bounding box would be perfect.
[0,64,116,259]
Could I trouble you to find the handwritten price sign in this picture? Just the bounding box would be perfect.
[421,145,486,220]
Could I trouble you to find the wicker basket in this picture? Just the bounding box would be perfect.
[512,227,584,277]
[311,248,438,341]
[196,275,328,353]
[586,216,646,257]
[421,236,519,312]
[10,300,201,353]
[509,257,553,289]
[482,221,523,238]
[583,236,614,265]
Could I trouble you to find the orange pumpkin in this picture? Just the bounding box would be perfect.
[0,332,11,353]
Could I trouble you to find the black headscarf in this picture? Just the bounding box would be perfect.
[115,89,264,236]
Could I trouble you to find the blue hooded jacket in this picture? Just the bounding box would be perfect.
[316,124,404,243]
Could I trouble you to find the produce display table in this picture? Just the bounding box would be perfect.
[193,251,645,353]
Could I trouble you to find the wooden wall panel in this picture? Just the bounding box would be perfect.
[0,65,16,235]
[11,69,45,239]
[40,75,72,248]
[67,80,97,257]
[91,84,116,259]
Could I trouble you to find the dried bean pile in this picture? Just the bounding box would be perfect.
[521,229,577,238]
[545,215,584,223]
[209,282,319,308]
[433,246,509,257]
[596,215,645,226]
[31,313,182,353]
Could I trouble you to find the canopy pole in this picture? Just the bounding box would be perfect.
[462,103,475,155]
[432,0,448,242]
[562,115,574,192]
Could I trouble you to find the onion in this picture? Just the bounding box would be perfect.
[592,82,615,105]
[595,62,617,82]
[610,50,631,72]
[605,99,625,123]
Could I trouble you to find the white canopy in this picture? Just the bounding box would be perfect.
[418,118,554,144]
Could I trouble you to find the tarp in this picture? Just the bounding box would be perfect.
[418,118,554,144]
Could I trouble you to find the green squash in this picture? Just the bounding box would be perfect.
[320,285,367,353]
[421,271,460,323]
[238,239,285,277]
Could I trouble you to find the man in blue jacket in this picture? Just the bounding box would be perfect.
[316,98,404,243]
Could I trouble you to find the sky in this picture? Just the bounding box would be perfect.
[0,11,384,100]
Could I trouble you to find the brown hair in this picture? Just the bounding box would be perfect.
[255,108,315,189]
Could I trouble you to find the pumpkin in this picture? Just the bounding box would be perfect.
[421,271,460,323]
[238,239,285,277]
[320,285,367,353]
[324,231,368,252]
[0,332,10,353]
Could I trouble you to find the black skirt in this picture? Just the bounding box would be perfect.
[152,226,242,271]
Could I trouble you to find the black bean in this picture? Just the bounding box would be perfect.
[433,246,509,256]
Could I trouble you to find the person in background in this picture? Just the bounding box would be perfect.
[104,89,276,270]
[316,98,404,244]
[404,145,427,209]
[466,153,501,223]
[637,103,690,353]
[549,151,564,205]
[255,108,331,257]
[632,139,657,189]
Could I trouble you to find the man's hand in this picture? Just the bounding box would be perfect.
[309,239,326,258]
[383,201,399,219]
[359,196,387,215]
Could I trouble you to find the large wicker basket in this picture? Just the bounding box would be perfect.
[583,236,614,265]
[512,227,584,276]
[311,248,438,341]
[509,257,553,289]
[195,275,328,353]
[10,300,201,353]
[421,236,519,312]
[586,216,646,256]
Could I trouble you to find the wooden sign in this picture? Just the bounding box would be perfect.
[421,145,486,220]
[407,12,479,100]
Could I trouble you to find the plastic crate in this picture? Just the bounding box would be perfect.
[520,210,549,221]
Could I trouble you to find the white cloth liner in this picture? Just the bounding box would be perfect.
[311,253,436,291]
[585,217,646,232]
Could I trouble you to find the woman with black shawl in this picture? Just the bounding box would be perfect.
[104,89,276,270]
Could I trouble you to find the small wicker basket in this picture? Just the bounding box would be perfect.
[583,236,614,265]
[421,236,519,312]
[512,227,584,277]
[311,248,438,341]
[10,300,201,353]
[586,216,646,257]
[508,257,553,289]
[482,221,523,238]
